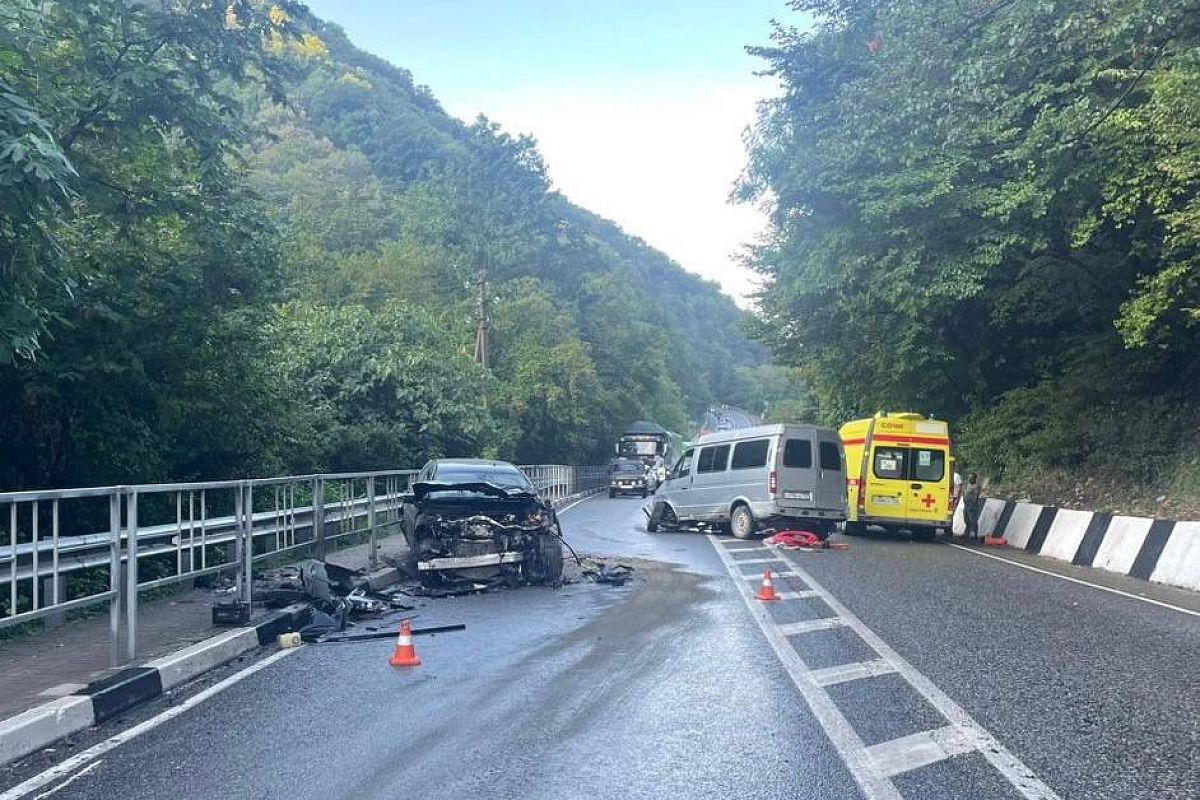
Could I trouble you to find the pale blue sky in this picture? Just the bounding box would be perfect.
[303,1,809,302]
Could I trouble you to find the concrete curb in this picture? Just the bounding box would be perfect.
[0,604,310,767]
[952,499,1200,592]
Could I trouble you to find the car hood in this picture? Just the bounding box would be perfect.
[410,481,540,503]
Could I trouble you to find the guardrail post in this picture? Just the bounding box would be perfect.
[109,491,122,667]
[124,489,139,663]
[367,475,378,571]
[313,477,326,559]
[242,482,254,606]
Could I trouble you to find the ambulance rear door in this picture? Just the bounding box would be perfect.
[863,445,907,520]
[904,445,949,526]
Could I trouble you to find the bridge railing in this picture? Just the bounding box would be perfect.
[0,464,605,664]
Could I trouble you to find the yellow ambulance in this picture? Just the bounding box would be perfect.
[839,412,952,540]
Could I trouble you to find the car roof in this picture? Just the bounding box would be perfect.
[431,459,521,470]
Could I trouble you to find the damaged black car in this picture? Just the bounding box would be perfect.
[400,460,565,588]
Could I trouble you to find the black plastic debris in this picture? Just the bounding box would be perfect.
[579,557,635,586]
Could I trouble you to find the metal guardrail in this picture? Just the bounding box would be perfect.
[1,464,607,665]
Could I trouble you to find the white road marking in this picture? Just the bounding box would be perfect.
[30,761,102,800]
[557,492,600,516]
[741,570,805,580]
[728,556,788,565]
[947,543,1200,619]
[0,648,300,800]
[723,546,763,553]
[774,590,819,600]
[809,659,896,687]
[708,536,903,800]
[709,535,1063,800]
[862,725,977,778]
[776,617,844,635]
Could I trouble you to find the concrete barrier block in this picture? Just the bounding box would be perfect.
[1150,521,1200,592]
[1039,509,1093,563]
[1091,516,1152,575]
[143,627,259,692]
[0,695,94,766]
[1003,503,1043,550]
[977,498,1006,538]
[951,498,1004,537]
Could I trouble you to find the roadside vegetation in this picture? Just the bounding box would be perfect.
[0,1,771,489]
[742,0,1200,515]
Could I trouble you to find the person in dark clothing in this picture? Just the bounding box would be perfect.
[962,472,983,539]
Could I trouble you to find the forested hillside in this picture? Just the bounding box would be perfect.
[0,0,765,489]
[743,0,1200,514]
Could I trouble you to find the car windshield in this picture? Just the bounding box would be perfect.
[432,465,533,491]
[614,462,643,474]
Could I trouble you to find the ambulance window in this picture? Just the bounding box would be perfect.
[873,447,906,480]
[697,444,731,473]
[732,439,771,469]
[912,449,945,482]
[782,439,811,469]
[819,441,842,471]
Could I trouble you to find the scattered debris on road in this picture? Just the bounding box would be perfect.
[315,622,466,645]
[578,556,635,586]
[765,530,849,550]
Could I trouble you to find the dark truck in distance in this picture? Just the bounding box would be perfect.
[400,459,564,587]
[608,458,649,498]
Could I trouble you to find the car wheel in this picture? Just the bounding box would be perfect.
[525,527,564,585]
[640,489,648,498]
[730,504,755,540]
[842,521,865,536]
[609,489,616,498]
[646,500,666,532]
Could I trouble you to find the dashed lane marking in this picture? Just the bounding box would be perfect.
[710,536,1062,800]
[809,659,897,687]
[773,590,818,600]
[776,618,845,635]
[741,571,806,580]
[863,725,977,778]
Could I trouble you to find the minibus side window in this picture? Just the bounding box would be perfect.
[732,439,770,469]
[873,447,906,480]
[697,444,731,473]
[819,441,841,471]
[782,439,812,468]
[911,449,945,482]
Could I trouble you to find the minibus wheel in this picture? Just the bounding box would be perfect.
[730,504,755,539]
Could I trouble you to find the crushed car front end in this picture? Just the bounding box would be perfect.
[405,481,565,587]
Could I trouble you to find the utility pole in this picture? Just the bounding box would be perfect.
[473,267,489,370]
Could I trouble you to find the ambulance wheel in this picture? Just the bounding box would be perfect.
[730,504,755,540]
[912,528,935,542]
[842,521,865,536]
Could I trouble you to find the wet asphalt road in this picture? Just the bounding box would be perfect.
[3,494,1198,799]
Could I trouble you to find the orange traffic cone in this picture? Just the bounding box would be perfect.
[756,570,780,602]
[388,619,422,667]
